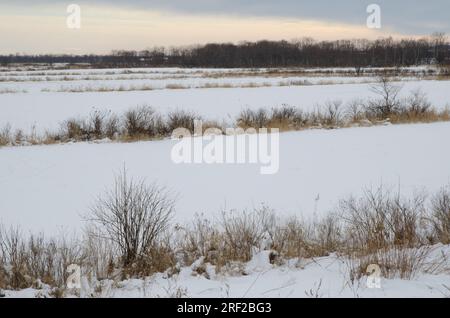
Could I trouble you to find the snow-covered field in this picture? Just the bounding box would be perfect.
[0,67,448,134]
[1,67,449,298]
[1,122,449,234]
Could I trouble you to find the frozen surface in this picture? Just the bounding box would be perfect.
[0,122,449,234]
[0,66,449,134]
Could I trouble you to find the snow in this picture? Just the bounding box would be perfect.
[1,79,450,134]
[0,122,449,235]
[0,66,448,134]
[4,245,450,298]
[1,66,449,298]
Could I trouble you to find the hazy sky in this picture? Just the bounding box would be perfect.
[0,0,449,54]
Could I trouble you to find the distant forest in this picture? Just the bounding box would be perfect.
[1,34,449,68]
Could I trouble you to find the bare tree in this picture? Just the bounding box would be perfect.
[369,76,403,118]
[89,169,175,266]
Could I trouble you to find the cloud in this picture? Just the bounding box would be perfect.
[0,1,447,54]
[4,0,450,34]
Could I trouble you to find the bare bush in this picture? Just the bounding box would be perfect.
[104,113,121,139]
[0,124,12,146]
[312,214,343,255]
[368,76,403,118]
[347,246,433,282]
[180,217,222,265]
[403,89,432,115]
[344,99,367,123]
[270,105,308,129]
[220,207,276,262]
[14,129,25,145]
[430,187,450,244]
[322,100,343,127]
[340,188,425,253]
[124,105,164,138]
[166,110,200,134]
[61,117,86,140]
[237,108,270,129]
[271,217,312,259]
[83,228,117,281]
[0,225,85,291]
[2,183,450,291]
[271,105,298,123]
[0,226,29,289]
[88,169,175,269]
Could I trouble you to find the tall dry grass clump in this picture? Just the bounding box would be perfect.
[123,105,167,139]
[337,187,448,281]
[429,187,450,244]
[0,124,12,146]
[340,188,426,252]
[167,110,200,134]
[0,226,85,291]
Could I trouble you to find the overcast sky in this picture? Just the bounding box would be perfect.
[0,0,448,54]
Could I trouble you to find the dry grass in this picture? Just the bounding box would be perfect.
[123,106,167,138]
[340,187,426,253]
[0,74,190,83]
[2,85,450,148]
[0,124,12,146]
[37,76,413,94]
[167,110,200,134]
[1,184,450,292]
[0,88,27,94]
[236,88,450,132]
[165,83,188,90]
[43,84,155,93]
[1,75,449,151]
[429,187,450,244]
[347,246,435,282]
[86,169,177,279]
[0,226,85,290]
[200,82,233,89]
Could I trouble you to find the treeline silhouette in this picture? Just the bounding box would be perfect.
[1,35,449,68]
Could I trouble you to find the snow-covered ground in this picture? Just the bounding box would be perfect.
[4,246,450,298]
[0,66,448,134]
[0,75,377,94]
[1,122,449,235]
[1,67,449,298]
[1,80,450,134]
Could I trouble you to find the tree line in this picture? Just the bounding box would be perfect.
[1,34,449,68]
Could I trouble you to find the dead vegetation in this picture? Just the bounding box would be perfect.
[1,174,449,294]
[236,79,450,131]
[88,169,175,277]
[0,88,27,94]
[1,80,450,148]
[37,75,419,93]
[2,75,450,148]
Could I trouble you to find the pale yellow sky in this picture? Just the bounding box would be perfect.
[0,4,410,54]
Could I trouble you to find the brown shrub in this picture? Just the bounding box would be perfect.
[430,187,450,244]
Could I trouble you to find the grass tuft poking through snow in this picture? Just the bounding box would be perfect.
[1,175,450,297]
